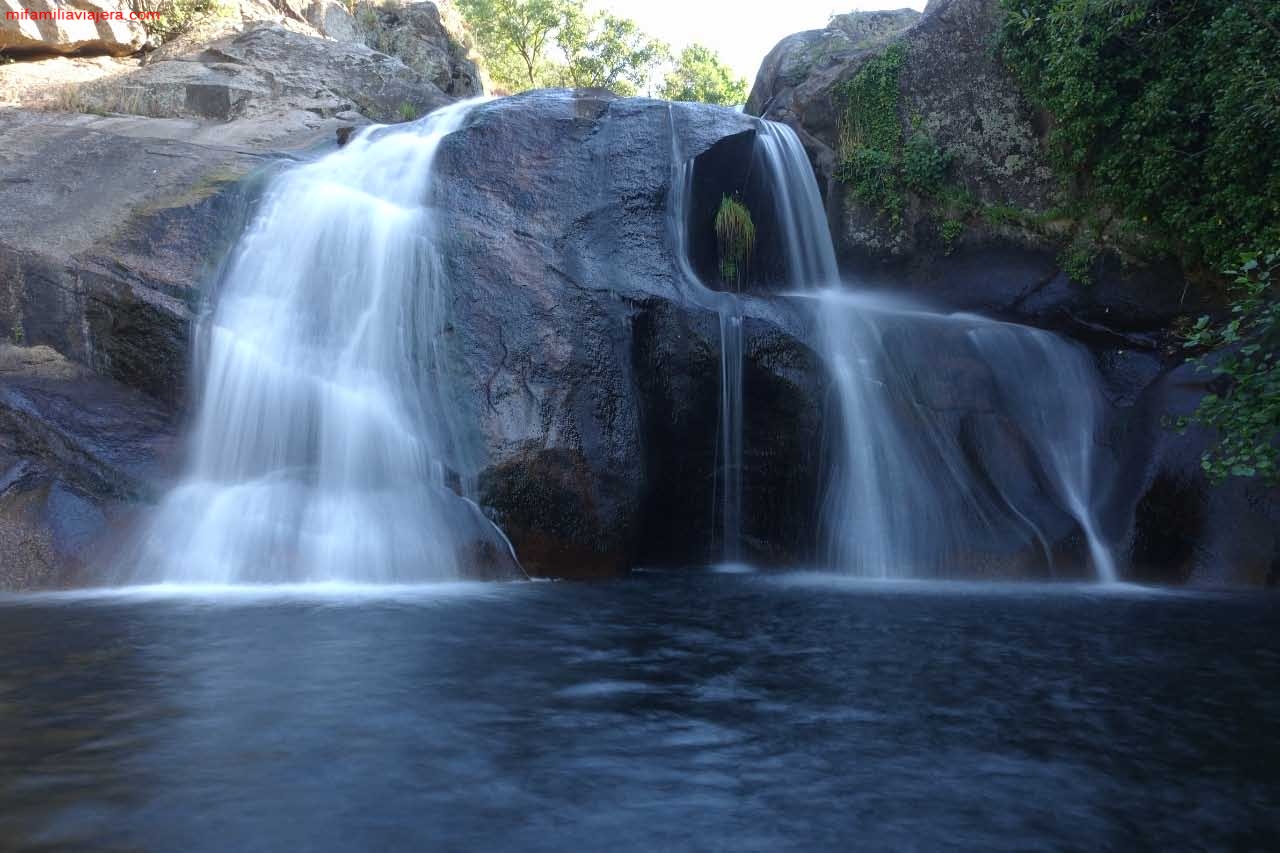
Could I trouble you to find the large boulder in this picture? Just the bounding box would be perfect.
[354,0,484,97]
[141,0,341,61]
[0,345,175,588]
[1,0,477,123]
[745,8,919,136]
[746,0,1200,346]
[427,92,826,576]
[64,23,452,122]
[0,110,297,405]
[0,0,146,58]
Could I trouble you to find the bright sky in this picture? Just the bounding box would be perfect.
[601,0,928,84]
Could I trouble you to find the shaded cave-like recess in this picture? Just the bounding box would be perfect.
[686,129,791,293]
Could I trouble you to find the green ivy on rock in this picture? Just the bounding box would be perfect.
[998,0,1280,271]
[835,43,952,231]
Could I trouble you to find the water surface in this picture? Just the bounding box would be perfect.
[1,573,1276,850]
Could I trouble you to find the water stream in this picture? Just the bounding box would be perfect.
[123,100,513,583]
[747,120,1118,581]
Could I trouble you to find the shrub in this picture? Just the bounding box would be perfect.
[1179,248,1280,483]
[902,132,951,196]
[714,195,756,289]
[940,219,963,254]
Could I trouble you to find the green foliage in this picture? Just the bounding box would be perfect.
[837,44,903,158]
[940,219,963,254]
[457,0,676,97]
[457,0,567,90]
[396,102,420,122]
[842,149,903,227]
[1060,235,1097,285]
[455,2,743,103]
[714,195,756,289]
[659,44,748,106]
[998,0,1280,270]
[902,132,951,196]
[1000,0,1280,483]
[1179,249,1280,483]
[835,45,950,228]
[981,203,1024,228]
[555,10,669,96]
[130,0,227,42]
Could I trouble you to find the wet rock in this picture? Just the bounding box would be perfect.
[429,92,826,576]
[629,296,826,568]
[0,357,176,589]
[1113,360,1280,586]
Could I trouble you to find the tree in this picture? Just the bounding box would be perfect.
[556,10,669,96]
[457,0,566,91]
[659,44,748,106]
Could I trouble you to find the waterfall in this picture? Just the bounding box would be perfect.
[668,110,744,564]
[716,310,744,563]
[123,100,517,584]
[752,120,1118,581]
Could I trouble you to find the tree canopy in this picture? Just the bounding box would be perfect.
[659,44,749,106]
[456,0,745,103]
[555,10,669,96]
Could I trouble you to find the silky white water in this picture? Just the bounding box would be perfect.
[668,108,745,562]
[750,120,1118,581]
[125,100,513,584]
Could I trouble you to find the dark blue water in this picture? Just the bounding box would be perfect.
[1,573,1277,851]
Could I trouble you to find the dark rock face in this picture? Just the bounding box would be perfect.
[629,296,826,568]
[0,346,176,587]
[1113,362,1280,587]
[1,92,831,585]
[428,92,827,576]
[749,0,1278,584]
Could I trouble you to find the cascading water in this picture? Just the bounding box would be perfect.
[668,110,744,564]
[750,120,1118,581]
[716,309,744,563]
[124,100,517,584]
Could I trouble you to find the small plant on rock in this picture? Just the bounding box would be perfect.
[714,194,756,290]
[940,219,963,254]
